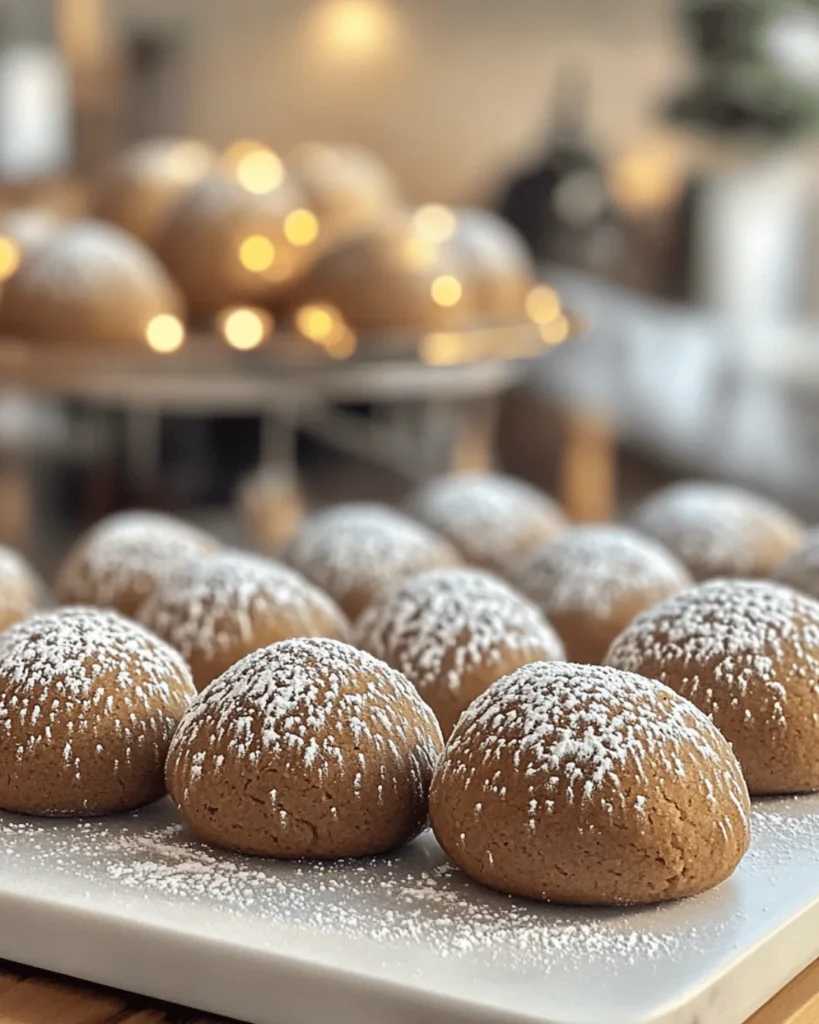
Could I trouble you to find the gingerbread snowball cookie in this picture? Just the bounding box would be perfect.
[56,510,220,618]
[357,567,564,736]
[430,661,750,905]
[606,579,819,794]
[285,503,460,620]
[139,550,349,691]
[0,606,195,815]
[166,638,443,858]
[516,525,691,664]
[631,481,804,581]
[408,473,567,578]
[0,545,42,632]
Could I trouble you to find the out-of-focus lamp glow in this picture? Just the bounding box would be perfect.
[295,303,341,343]
[239,234,276,272]
[0,236,20,281]
[220,307,272,350]
[167,141,213,184]
[538,313,570,346]
[420,331,467,366]
[225,140,285,195]
[413,204,457,244]
[145,314,185,353]
[325,326,357,359]
[609,144,681,215]
[306,0,401,63]
[430,274,462,307]
[525,284,561,325]
[283,208,320,247]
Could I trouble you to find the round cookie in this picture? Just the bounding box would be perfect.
[0,606,195,815]
[775,527,819,600]
[606,579,819,795]
[138,550,349,691]
[56,510,220,618]
[0,545,42,632]
[516,525,691,664]
[449,208,536,319]
[631,481,804,581]
[0,220,185,345]
[95,137,217,248]
[166,637,443,858]
[285,503,460,620]
[408,473,567,578]
[157,172,313,318]
[357,567,564,736]
[429,661,750,905]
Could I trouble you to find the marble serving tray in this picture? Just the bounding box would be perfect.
[0,795,817,1024]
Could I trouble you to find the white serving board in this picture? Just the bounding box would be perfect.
[1,797,818,1024]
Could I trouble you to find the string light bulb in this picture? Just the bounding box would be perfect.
[239,235,276,272]
[219,307,272,350]
[430,274,462,308]
[0,236,20,281]
[283,208,320,247]
[224,140,285,195]
[525,284,561,325]
[294,303,342,343]
[413,204,457,244]
[145,314,185,353]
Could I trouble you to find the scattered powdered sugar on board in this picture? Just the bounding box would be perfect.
[356,567,564,698]
[606,579,819,725]
[632,481,804,578]
[0,805,720,976]
[438,661,749,832]
[138,550,347,660]
[516,524,691,620]
[285,503,459,616]
[168,637,441,801]
[57,510,219,609]
[409,473,566,572]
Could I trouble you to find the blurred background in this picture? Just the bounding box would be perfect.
[1,0,819,571]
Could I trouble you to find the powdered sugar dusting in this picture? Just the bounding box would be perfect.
[440,662,749,830]
[286,503,459,619]
[606,579,819,726]
[410,473,566,574]
[632,481,804,579]
[168,637,442,802]
[57,510,220,611]
[516,525,691,620]
[357,568,564,699]
[138,550,348,661]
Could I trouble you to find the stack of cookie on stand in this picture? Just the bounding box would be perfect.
[0,473,815,907]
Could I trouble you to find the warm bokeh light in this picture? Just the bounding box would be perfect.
[538,313,570,346]
[239,234,276,272]
[401,235,438,270]
[228,142,285,195]
[220,307,272,350]
[608,143,683,215]
[0,236,20,281]
[305,0,401,63]
[294,303,342,343]
[419,331,468,366]
[525,285,561,325]
[145,314,185,353]
[283,208,320,247]
[430,275,463,307]
[325,326,358,359]
[413,204,457,244]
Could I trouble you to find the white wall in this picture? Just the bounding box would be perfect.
[112,0,688,202]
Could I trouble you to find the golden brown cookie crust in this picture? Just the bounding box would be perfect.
[357,567,564,736]
[516,525,691,664]
[430,661,750,905]
[0,606,196,816]
[606,578,819,795]
[139,550,349,691]
[166,637,443,858]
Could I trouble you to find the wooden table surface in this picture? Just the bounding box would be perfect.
[0,956,817,1024]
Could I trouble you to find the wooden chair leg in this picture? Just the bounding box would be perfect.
[560,409,616,522]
